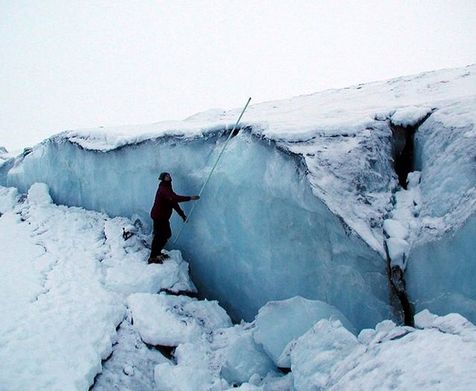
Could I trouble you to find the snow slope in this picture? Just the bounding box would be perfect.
[0,184,194,390]
[1,65,475,327]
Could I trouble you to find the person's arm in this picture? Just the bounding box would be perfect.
[163,187,199,221]
[172,202,187,221]
[169,189,199,203]
[171,193,192,203]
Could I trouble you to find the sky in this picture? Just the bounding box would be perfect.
[1,0,476,152]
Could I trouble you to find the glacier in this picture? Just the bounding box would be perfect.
[1,65,475,332]
[2,61,476,390]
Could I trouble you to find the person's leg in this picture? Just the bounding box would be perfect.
[150,220,171,259]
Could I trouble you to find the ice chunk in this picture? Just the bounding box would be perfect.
[414,309,476,338]
[127,293,231,346]
[324,313,476,390]
[221,333,275,385]
[155,361,222,391]
[253,297,354,367]
[290,319,360,391]
[27,182,52,205]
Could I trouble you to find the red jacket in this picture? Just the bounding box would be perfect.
[150,181,191,221]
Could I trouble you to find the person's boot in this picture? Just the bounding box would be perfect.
[157,253,168,262]
[148,256,163,264]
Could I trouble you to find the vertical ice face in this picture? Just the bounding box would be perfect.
[3,66,473,329]
[3,132,394,330]
[406,104,476,322]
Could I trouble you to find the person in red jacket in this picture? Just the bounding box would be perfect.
[148,172,199,264]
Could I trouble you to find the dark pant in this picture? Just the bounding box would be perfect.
[150,219,172,258]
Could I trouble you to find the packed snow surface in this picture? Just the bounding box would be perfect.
[0,184,193,390]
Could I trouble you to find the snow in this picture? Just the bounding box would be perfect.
[154,342,229,391]
[0,184,196,390]
[386,237,410,269]
[1,65,476,390]
[289,312,476,391]
[2,65,475,328]
[127,292,231,346]
[27,182,53,205]
[152,321,282,391]
[253,296,354,367]
[0,185,125,390]
[92,320,170,391]
[0,185,19,213]
[1,181,476,390]
[220,332,275,385]
[383,171,421,270]
[290,319,361,391]
[383,219,408,239]
[389,105,432,127]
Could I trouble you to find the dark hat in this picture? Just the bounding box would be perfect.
[159,172,170,181]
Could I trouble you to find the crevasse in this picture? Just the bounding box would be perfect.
[2,132,394,330]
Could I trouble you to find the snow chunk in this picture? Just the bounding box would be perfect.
[0,186,19,213]
[390,106,432,127]
[407,171,421,189]
[102,217,196,295]
[325,312,476,390]
[221,332,275,385]
[383,219,408,239]
[127,293,231,346]
[253,297,354,367]
[385,237,410,269]
[92,320,170,391]
[414,309,476,338]
[282,311,476,391]
[153,321,280,390]
[290,319,361,391]
[154,342,228,391]
[27,182,52,205]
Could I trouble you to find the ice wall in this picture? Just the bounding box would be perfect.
[3,132,393,330]
[2,65,475,328]
[406,101,476,321]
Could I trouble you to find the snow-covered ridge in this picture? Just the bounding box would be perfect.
[63,64,475,151]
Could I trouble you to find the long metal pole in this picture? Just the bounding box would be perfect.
[173,97,252,244]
